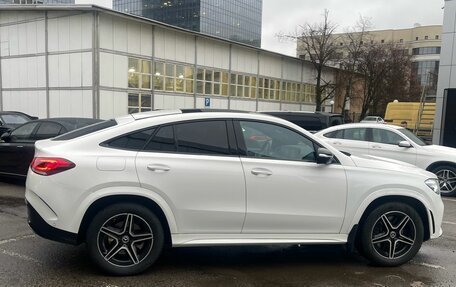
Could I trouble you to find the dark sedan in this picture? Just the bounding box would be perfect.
[0,118,101,178]
[0,111,38,135]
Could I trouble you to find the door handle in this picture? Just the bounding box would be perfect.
[332,141,341,145]
[147,164,170,172]
[372,145,382,149]
[16,146,23,148]
[251,168,273,176]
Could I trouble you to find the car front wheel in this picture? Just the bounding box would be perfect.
[360,202,424,266]
[431,165,456,196]
[86,203,164,275]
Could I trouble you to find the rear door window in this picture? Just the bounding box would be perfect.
[343,128,367,141]
[324,129,344,139]
[144,125,176,152]
[175,121,230,155]
[9,122,39,141]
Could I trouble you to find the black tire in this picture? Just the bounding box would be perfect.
[86,203,164,275]
[430,165,456,197]
[359,202,424,267]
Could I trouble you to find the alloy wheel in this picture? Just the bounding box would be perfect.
[97,213,154,267]
[435,169,456,194]
[370,211,416,260]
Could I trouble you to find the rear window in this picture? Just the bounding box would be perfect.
[53,120,117,141]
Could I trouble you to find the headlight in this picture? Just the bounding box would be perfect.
[425,178,440,195]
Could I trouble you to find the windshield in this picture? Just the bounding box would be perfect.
[397,128,427,146]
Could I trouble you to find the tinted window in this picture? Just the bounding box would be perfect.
[240,121,316,162]
[144,125,176,152]
[372,129,404,145]
[330,116,343,126]
[54,120,117,141]
[343,128,367,141]
[176,121,230,155]
[34,122,63,140]
[107,128,155,150]
[10,122,39,141]
[324,129,344,139]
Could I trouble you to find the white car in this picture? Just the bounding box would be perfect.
[360,116,385,124]
[315,123,456,196]
[25,110,443,275]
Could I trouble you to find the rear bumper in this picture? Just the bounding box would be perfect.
[27,203,79,245]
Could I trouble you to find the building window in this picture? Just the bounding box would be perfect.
[128,93,152,114]
[230,73,257,98]
[416,37,419,41]
[196,67,228,96]
[153,61,194,93]
[128,58,151,89]
[258,78,279,101]
[425,35,429,40]
[399,39,404,43]
[435,35,439,40]
[381,39,385,44]
[412,47,441,55]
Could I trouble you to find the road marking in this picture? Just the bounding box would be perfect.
[0,234,35,246]
[411,262,445,270]
[0,248,42,264]
[443,221,456,225]
[442,198,456,203]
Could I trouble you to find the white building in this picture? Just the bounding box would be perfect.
[0,5,337,119]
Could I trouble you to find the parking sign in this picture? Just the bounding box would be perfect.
[204,97,211,107]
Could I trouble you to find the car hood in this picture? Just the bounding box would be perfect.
[349,154,434,178]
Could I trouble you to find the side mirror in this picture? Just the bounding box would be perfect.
[398,140,412,148]
[317,147,334,164]
[0,132,11,143]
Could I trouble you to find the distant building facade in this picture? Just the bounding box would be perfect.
[297,25,442,96]
[113,0,262,47]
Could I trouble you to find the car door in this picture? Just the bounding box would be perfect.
[135,120,246,234]
[0,122,39,176]
[325,127,369,156]
[236,120,347,234]
[369,128,417,165]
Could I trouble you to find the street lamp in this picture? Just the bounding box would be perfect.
[330,100,335,113]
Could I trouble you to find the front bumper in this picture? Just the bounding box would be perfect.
[27,203,79,245]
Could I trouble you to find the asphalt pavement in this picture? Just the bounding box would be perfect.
[0,179,455,287]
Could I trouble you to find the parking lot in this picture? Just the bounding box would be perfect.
[0,180,455,287]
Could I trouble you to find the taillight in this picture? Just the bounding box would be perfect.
[31,157,75,176]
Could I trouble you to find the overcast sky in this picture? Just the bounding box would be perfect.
[262,0,445,56]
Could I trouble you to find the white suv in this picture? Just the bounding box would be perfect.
[25,110,443,275]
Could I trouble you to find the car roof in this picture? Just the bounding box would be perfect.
[316,122,402,134]
[27,117,102,131]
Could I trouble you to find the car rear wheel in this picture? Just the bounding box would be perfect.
[360,202,424,266]
[86,203,164,275]
[431,165,456,196]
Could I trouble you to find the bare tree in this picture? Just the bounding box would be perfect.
[338,16,372,116]
[294,9,340,111]
[358,43,414,118]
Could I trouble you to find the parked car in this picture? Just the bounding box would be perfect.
[260,111,344,133]
[26,110,443,275]
[315,123,456,196]
[0,118,101,178]
[0,111,38,135]
[360,116,385,124]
